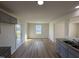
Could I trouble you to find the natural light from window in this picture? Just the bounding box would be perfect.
[35,24,42,34]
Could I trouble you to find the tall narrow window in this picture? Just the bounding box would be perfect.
[36,24,42,34]
[15,24,21,48]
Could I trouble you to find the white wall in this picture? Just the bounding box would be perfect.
[0,17,27,55]
[76,23,79,38]
[53,9,79,40]
[67,10,79,39]
[0,19,27,55]
[49,22,55,42]
[54,20,65,38]
[0,23,16,54]
[69,23,77,38]
[28,23,49,39]
[69,16,79,38]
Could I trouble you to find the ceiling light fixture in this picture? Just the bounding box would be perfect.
[37,1,44,5]
[75,5,79,9]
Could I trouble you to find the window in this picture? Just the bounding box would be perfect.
[15,24,21,40]
[15,24,21,48]
[36,24,42,34]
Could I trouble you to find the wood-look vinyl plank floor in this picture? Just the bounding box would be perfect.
[11,39,59,58]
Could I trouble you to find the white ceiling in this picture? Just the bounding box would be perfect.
[0,1,79,22]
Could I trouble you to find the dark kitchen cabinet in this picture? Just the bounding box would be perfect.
[0,47,11,58]
[68,48,79,58]
[56,40,68,58]
[0,11,17,24]
[56,39,79,58]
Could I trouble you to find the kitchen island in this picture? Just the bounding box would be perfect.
[56,38,79,58]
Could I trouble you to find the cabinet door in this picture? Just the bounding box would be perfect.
[61,43,69,57]
[69,53,77,58]
[69,48,79,58]
[56,42,66,57]
[60,46,68,58]
[56,41,61,54]
[56,42,68,58]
